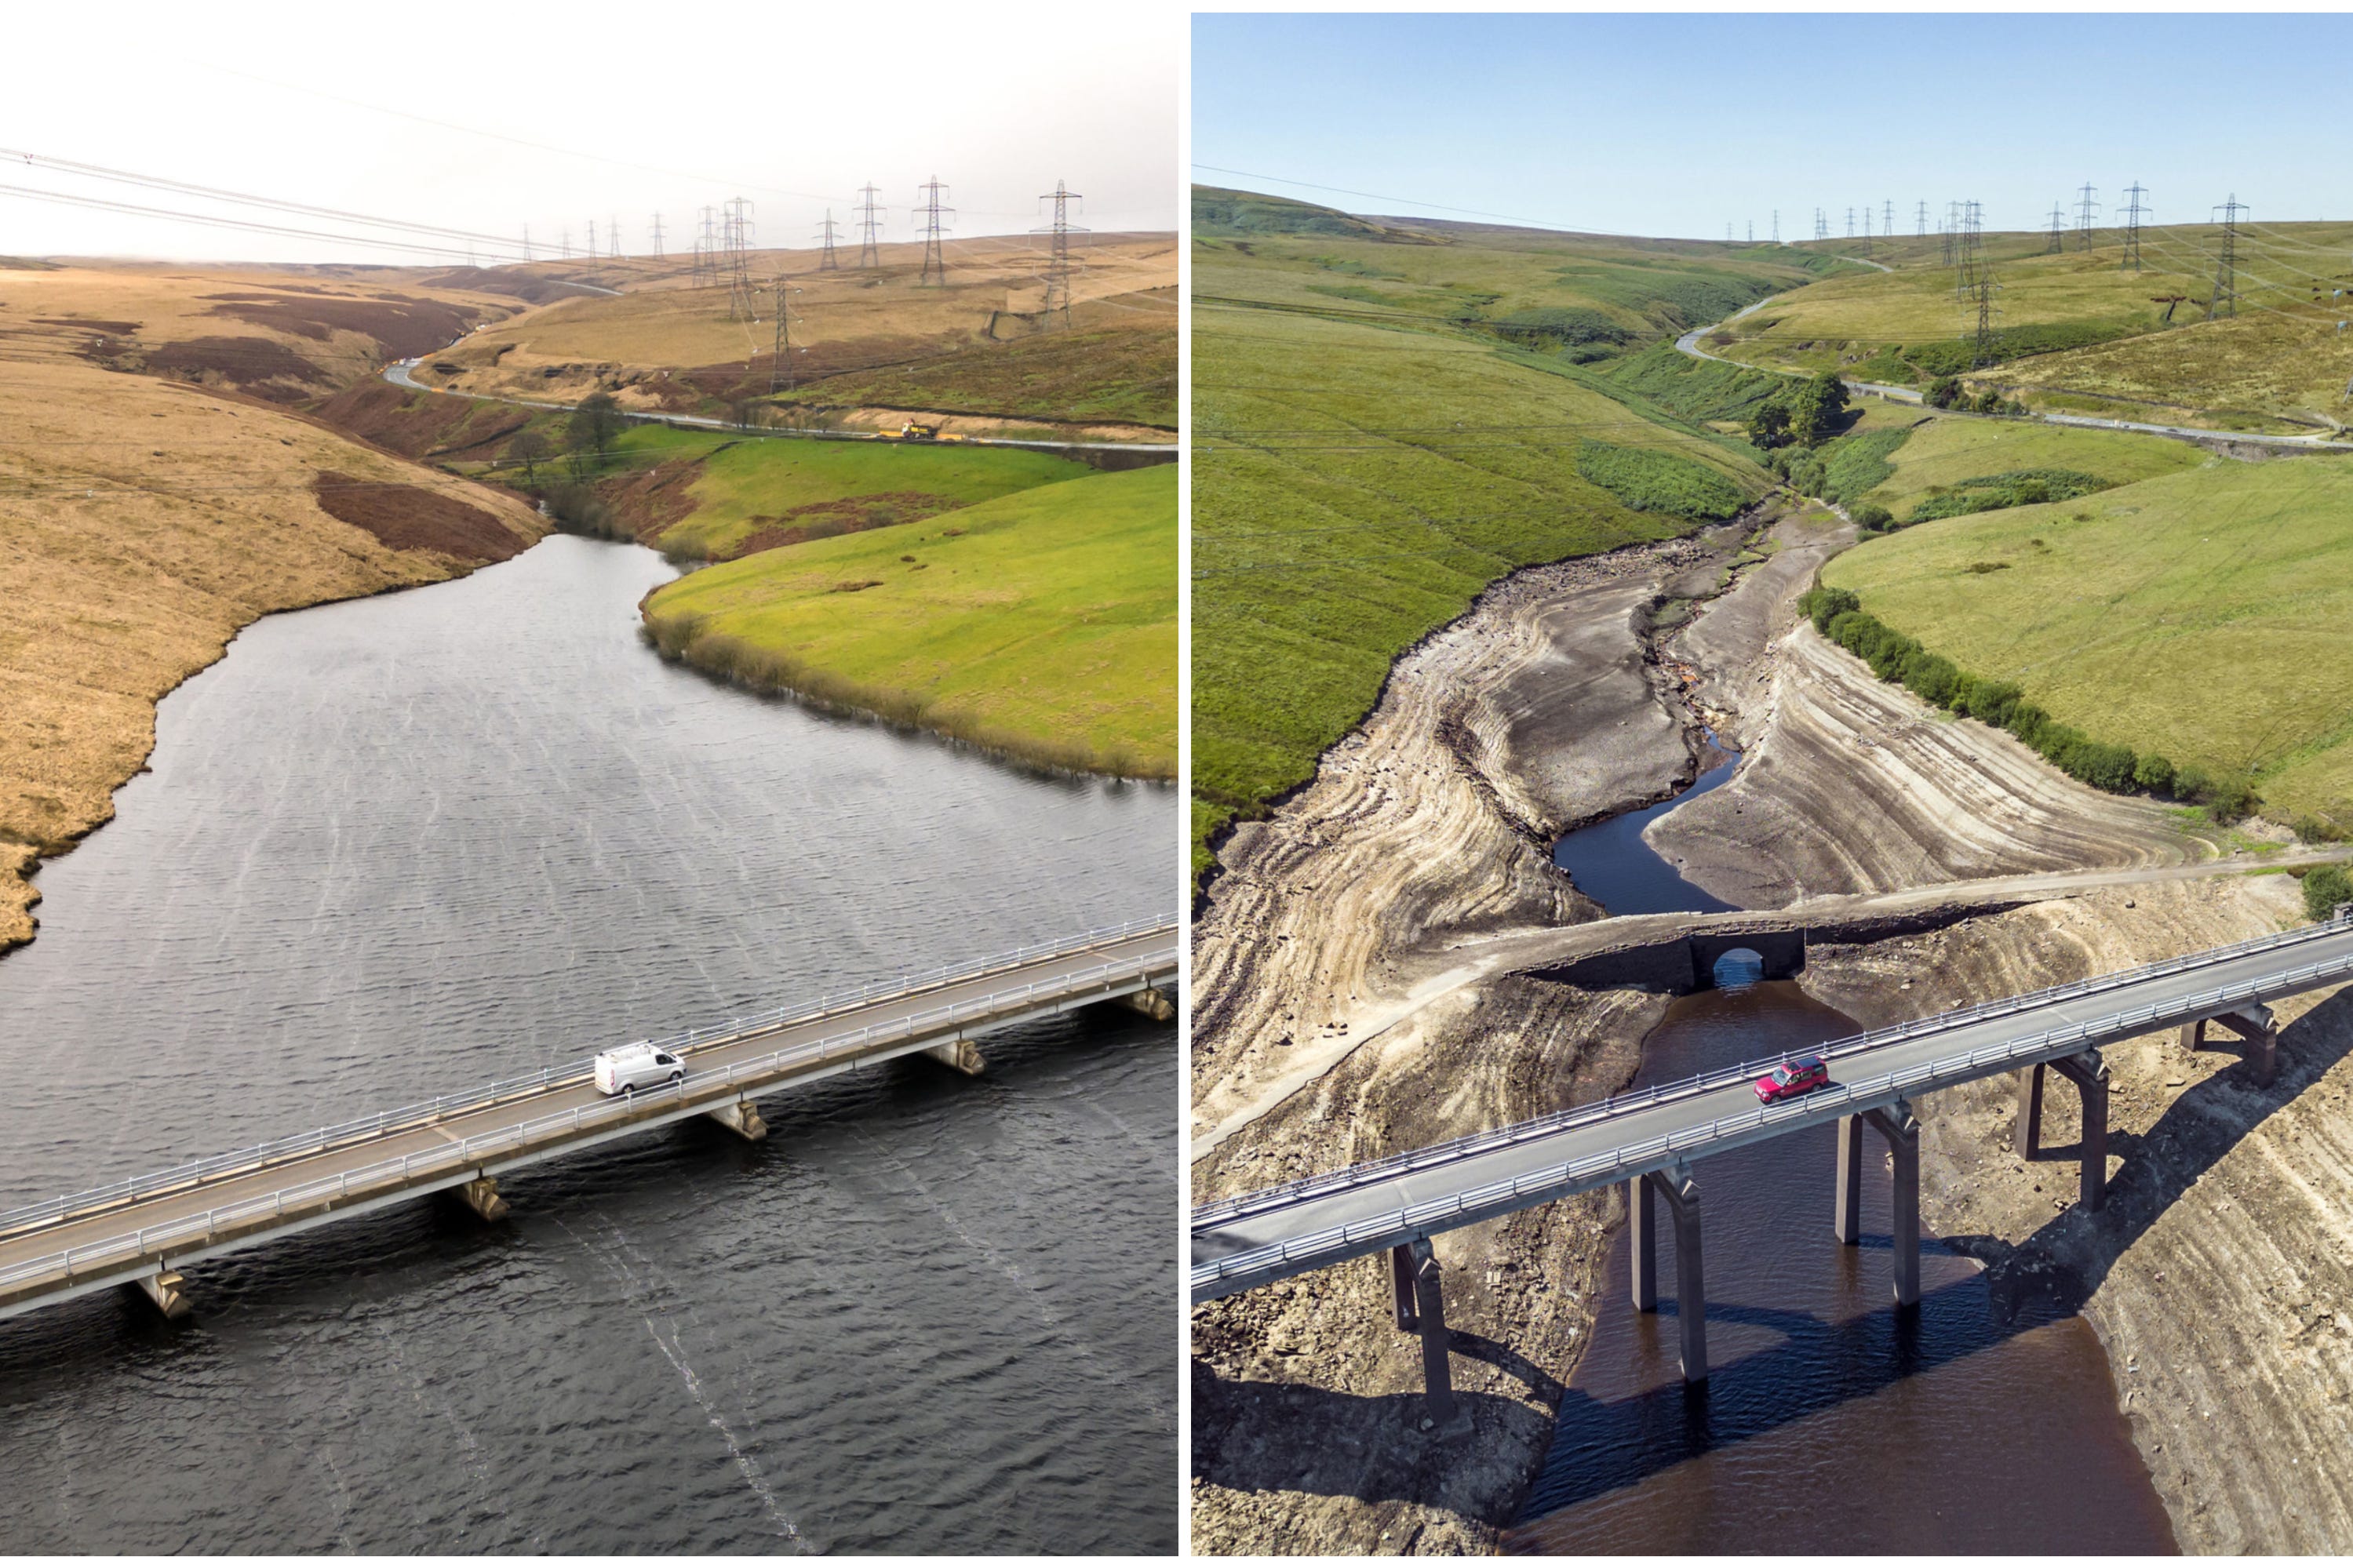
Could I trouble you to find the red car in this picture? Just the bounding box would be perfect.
[1755,1054,1829,1104]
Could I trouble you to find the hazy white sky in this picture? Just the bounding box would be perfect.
[4,1,1178,266]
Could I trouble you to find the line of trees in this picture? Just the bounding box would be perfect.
[1794,585,2263,816]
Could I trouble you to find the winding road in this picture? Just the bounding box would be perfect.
[1674,274,2353,450]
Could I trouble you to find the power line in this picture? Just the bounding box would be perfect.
[2075,182,2100,251]
[0,146,526,253]
[815,210,841,271]
[1036,180,1086,328]
[2047,201,2066,254]
[1917,200,1929,237]
[2121,183,2148,272]
[915,177,952,286]
[2210,195,2247,318]
[854,183,883,269]
[0,180,531,264]
[649,213,665,260]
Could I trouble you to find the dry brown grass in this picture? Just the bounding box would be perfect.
[0,261,524,400]
[0,350,545,955]
[417,235,1178,412]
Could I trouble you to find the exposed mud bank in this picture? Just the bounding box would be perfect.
[1801,876,2353,1553]
[1190,977,1661,1555]
[1190,524,1778,1153]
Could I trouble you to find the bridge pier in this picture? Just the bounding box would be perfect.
[2016,1052,2109,1213]
[2180,1006,2278,1089]
[130,1268,191,1322]
[705,1097,769,1142]
[1631,1164,1707,1384]
[923,1036,986,1077]
[1834,1115,1864,1245]
[1116,986,1175,1023]
[457,1175,508,1221]
[1866,1103,1921,1307]
[1386,1239,1461,1429]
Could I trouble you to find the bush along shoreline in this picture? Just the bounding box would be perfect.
[1795,585,2263,820]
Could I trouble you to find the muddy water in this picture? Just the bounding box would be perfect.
[0,536,1175,1553]
[1503,978,2176,1552]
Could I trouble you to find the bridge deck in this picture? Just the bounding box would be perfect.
[1192,913,2353,1302]
[0,922,1176,1322]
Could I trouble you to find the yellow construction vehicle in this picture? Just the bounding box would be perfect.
[898,421,942,441]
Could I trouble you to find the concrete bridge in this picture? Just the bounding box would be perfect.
[1191,911,2353,1421]
[0,919,1176,1326]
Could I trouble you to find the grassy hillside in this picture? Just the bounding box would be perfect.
[1192,191,1785,878]
[1714,224,2353,432]
[1822,456,2353,828]
[641,466,1175,777]
[574,424,1092,561]
[1827,411,2210,520]
[415,235,1177,429]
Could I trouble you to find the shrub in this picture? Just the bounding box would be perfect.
[1573,439,1747,520]
[2303,864,2353,922]
[2200,773,2260,823]
[2134,754,2176,797]
[1925,376,1965,409]
[1798,586,1859,633]
[1851,502,1893,532]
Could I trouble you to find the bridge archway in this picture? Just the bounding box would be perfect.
[1690,929,1805,989]
[1710,947,1765,988]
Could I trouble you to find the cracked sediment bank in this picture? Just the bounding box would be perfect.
[1192,498,2353,1553]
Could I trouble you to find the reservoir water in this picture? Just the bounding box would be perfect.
[0,536,1176,1553]
[1513,759,2175,1552]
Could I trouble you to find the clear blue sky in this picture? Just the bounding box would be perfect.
[1193,13,2353,240]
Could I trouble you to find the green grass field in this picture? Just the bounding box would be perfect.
[1192,191,1786,878]
[1822,455,2353,828]
[585,424,1091,561]
[1841,412,2209,513]
[642,464,1175,778]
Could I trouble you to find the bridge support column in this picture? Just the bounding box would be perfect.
[1628,1173,1656,1312]
[1401,1239,1460,1430]
[2182,1006,2278,1089]
[1834,1115,1864,1245]
[458,1175,508,1221]
[923,1036,986,1076]
[1116,986,1175,1023]
[2016,1063,2046,1156]
[705,1097,768,1142]
[130,1268,191,1321]
[1634,1164,1706,1384]
[2050,1054,2108,1213]
[1864,1102,1921,1308]
[1390,1243,1419,1332]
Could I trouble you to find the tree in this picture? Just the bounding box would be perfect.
[1745,401,1792,449]
[1851,502,1893,532]
[507,429,552,483]
[567,391,625,463]
[1924,376,1965,409]
[1787,369,1850,446]
[2304,864,2353,922]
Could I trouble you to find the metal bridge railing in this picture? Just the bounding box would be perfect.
[0,915,1175,1243]
[1189,925,2353,1295]
[1191,911,2353,1230]
[0,948,1175,1301]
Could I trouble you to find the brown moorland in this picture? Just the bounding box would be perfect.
[0,262,546,958]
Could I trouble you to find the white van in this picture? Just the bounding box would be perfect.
[595,1042,687,1096]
